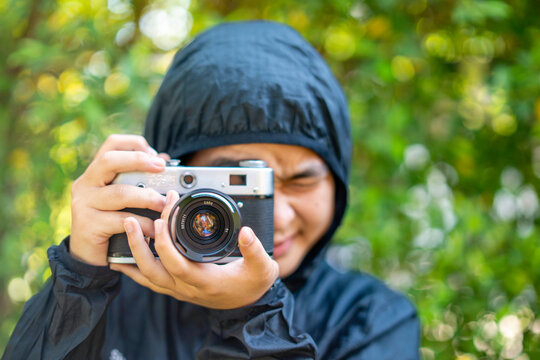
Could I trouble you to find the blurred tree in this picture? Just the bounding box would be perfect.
[1,0,539,358]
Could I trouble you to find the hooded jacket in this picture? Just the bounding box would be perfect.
[3,21,419,359]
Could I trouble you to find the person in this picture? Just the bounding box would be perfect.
[2,21,420,359]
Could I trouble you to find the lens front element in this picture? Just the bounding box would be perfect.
[192,211,218,238]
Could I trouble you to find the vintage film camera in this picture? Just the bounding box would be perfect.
[107,160,274,264]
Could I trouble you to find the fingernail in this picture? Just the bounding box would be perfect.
[124,220,133,233]
[151,157,166,168]
[239,227,253,246]
[148,147,158,156]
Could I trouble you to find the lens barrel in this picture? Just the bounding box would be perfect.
[169,189,241,262]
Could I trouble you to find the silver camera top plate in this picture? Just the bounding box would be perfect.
[112,165,274,196]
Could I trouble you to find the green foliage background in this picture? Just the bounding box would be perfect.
[1,0,539,358]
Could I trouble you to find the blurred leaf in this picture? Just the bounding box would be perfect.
[452,0,511,25]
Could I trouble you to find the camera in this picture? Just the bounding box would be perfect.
[107,160,274,264]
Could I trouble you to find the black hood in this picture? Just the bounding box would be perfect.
[144,21,351,290]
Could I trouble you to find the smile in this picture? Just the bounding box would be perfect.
[273,235,295,258]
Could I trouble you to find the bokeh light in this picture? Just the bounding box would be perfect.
[139,1,192,50]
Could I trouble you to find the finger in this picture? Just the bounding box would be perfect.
[83,210,156,238]
[124,217,173,287]
[158,153,171,161]
[237,227,277,276]
[85,150,166,186]
[161,191,180,222]
[89,185,166,212]
[153,218,205,285]
[95,134,156,158]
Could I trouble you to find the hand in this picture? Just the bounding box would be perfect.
[69,134,170,266]
[110,191,280,309]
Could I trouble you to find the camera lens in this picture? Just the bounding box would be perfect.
[168,189,241,262]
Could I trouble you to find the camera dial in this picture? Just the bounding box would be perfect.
[239,160,267,168]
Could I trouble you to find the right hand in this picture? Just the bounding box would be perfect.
[69,134,169,266]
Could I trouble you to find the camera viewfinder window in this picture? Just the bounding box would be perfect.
[230,174,246,186]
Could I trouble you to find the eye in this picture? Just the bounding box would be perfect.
[283,176,324,191]
[277,163,331,191]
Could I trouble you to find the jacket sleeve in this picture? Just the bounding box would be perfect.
[197,278,317,360]
[2,238,121,360]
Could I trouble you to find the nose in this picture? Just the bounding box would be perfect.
[273,189,295,236]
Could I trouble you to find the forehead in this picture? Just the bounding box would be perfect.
[188,143,325,170]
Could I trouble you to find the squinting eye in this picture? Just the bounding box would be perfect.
[285,177,322,189]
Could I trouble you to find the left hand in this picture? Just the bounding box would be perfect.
[110,191,279,309]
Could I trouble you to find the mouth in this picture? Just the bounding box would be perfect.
[273,235,295,258]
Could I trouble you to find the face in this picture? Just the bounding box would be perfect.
[188,143,335,278]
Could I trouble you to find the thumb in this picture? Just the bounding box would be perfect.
[238,227,276,273]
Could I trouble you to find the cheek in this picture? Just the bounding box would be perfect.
[298,187,335,235]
